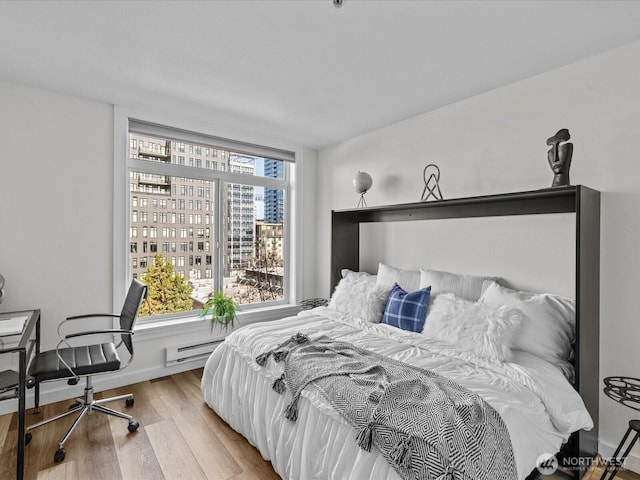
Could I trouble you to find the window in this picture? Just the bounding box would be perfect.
[126,120,293,322]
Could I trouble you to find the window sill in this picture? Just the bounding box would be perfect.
[133,304,302,342]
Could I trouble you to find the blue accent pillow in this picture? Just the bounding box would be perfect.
[381,283,431,333]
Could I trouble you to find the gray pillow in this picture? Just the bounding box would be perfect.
[420,268,497,302]
[376,263,421,292]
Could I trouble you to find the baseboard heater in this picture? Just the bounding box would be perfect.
[165,337,225,367]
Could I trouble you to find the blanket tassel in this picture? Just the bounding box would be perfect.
[390,437,412,469]
[292,332,309,344]
[255,351,271,367]
[272,374,286,394]
[284,399,299,421]
[273,350,289,362]
[356,422,374,452]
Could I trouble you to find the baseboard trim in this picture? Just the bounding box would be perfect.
[0,358,207,416]
[600,439,640,474]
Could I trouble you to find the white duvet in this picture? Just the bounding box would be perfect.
[202,307,593,480]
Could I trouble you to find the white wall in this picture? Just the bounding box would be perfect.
[0,80,318,412]
[0,82,114,328]
[359,214,575,297]
[316,40,640,466]
[0,81,116,403]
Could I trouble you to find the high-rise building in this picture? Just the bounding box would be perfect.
[263,159,284,223]
[129,135,262,291]
[227,155,256,273]
[128,134,281,307]
[129,133,218,289]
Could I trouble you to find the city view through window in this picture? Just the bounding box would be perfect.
[128,132,287,318]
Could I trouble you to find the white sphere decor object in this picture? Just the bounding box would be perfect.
[353,171,373,194]
[353,171,373,208]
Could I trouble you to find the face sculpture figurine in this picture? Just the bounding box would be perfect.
[547,128,573,187]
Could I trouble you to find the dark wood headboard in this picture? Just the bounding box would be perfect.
[331,185,600,478]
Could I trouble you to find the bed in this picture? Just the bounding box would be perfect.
[202,186,600,480]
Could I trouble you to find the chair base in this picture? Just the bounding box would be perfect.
[26,376,139,462]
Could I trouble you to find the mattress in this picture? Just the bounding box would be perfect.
[202,307,592,480]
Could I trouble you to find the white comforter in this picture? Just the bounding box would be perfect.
[202,307,593,480]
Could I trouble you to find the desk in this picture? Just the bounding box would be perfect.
[0,310,40,480]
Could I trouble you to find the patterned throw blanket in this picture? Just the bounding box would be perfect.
[256,333,517,480]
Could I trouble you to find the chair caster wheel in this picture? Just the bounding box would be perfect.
[125,398,134,407]
[54,448,66,463]
[128,421,139,433]
[25,433,32,446]
[69,401,82,410]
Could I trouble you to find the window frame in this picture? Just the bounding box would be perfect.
[114,109,303,335]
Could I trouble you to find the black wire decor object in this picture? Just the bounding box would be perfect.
[420,164,443,202]
[604,376,640,411]
[600,376,640,480]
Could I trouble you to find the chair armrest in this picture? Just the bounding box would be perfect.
[66,313,120,321]
[64,329,133,341]
[58,314,122,341]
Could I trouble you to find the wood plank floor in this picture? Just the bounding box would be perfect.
[0,368,636,479]
[0,369,279,480]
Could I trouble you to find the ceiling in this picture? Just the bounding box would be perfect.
[2,1,640,149]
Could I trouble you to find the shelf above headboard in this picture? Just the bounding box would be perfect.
[331,185,597,288]
[333,185,583,223]
[330,184,600,475]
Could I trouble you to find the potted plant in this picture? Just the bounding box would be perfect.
[200,290,238,330]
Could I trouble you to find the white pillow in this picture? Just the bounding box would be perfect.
[329,270,390,323]
[420,269,496,302]
[341,268,376,282]
[422,293,524,362]
[376,263,421,292]
[479,281,575,367]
